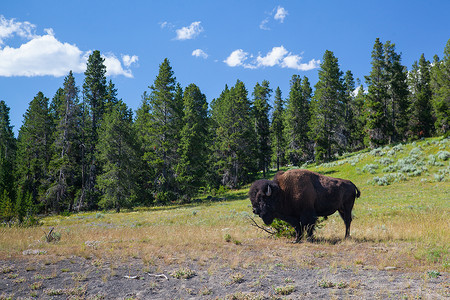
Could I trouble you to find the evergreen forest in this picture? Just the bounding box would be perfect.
[1,38,449,223]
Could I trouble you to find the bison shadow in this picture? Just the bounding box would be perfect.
[304,236,385,245]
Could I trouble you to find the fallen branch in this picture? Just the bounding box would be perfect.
[124,275,141,279]
[246,215,276,235]
[43,227,55,242]
[148,273,169,281]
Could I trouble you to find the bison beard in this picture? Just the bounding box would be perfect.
[249,169,361,242]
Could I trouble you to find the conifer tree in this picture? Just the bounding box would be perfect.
[16,92,53,212]
[81,50,108,209]
[211,81,256,188]
[343,71,356,150]
[134,92,156,205]
[176,84,209,199]
[351,84,367,149]
[270,87,285,170]
[252,80,272,177]
[384,41,409,142]
[47,71,82,212]
[365,38,389,147]
[310,50,344,162]
[431,39,450,135]
[97,100,139,212]
[408,54,434,138]
[105,80,119,113]
[141,58,182,202]
[0,101,16,207]
[0,190,14,223]
[284,75,311,165]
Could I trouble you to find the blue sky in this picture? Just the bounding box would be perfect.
[1,0,450,135]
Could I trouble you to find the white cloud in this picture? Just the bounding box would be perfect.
[259,6,288,30]
[122,54,138,67]
[223,49,255,68]
[259,18,270,30]
[175,21,204,40]
[0,15,37,45]
[224,46,320,71]
[274,6,288,23]
[0,15,137,78]
[192,49,208,59]
[256,46,288,67]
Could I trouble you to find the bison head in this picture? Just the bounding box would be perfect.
[249,179,279,225]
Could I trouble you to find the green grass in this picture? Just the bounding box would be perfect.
[0,137,448,272]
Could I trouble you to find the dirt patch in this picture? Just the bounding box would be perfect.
[1,254,448,299]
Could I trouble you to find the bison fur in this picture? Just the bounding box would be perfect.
[249,169,361,242]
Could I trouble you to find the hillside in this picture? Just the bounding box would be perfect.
[0,137,448,299]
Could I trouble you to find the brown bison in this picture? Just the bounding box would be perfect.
[249,169,360,242]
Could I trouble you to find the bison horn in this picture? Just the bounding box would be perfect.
[266,185,272,197]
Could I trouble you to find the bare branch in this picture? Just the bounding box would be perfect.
[246,215,276,235]
[148,273,169,280]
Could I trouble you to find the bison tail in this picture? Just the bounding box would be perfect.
[355,186,361,198]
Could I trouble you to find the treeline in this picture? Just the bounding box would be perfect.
[1,38,449,222]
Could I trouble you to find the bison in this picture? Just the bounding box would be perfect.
[249,169,361,242]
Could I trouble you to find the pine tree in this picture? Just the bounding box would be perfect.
[97,100,139,212]
[342,71,356,151]
[143,58,183,202]
[0,100,16,207]
[81,50,108,209]
[252,80,272,177]
[47,71,82,212]
[16,92,53,212]
[408,54,434,138]
[284,75,311,165]
[365,38,389,147]
[105,80,119,113]
[431,39,450,135]
[351,84,367,149]
[0,190,14,223]
[270,87,286,170]
[211,81,256,188]
[176,84,209,199]
[134,92,156,205]
[310,50,344,162]
[384,41,409,142]
[49,88,64,123]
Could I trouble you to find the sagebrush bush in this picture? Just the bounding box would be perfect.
[370,148,385,156]
[362,164,379,174]
[377,157,394,166]
[409,147,423,158]
[437,150,450,161]
[370,173,407,186]
[392,144,404,152]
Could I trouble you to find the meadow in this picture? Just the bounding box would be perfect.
[0,137,449,298]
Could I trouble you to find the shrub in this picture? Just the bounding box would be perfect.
[437,150,450,161]
[392,144,404,152]
[370,173,407,186]
[377,157,394,166]
[271,219,296,238]
[370,148,385,156]
[274,285,295,295]
[370,176,390,186]
[170,268,196,279]
[362,164,379,174]
[409,147,423,158]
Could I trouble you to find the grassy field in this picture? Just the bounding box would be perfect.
[1,137,449,274]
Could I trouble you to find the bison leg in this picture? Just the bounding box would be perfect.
[300,211,317,242]
[338,210,352,239]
